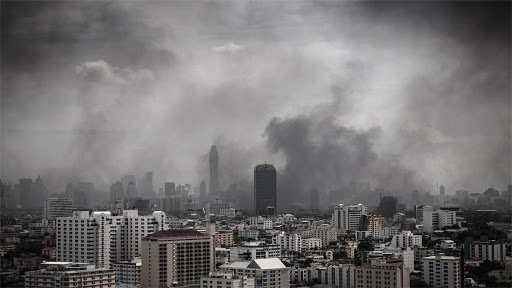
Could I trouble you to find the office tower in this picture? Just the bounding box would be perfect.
[220,258,290,288]
[164,182,176,197]
[25,262,115,288]
[254,164,277,215]
[43,198,73,221]
[439,185,445,197]
[200,179,206,201]
[422,254,460,288]
[332,204,367,230]
[210,145,219,195]
[110,181,124,203]
[355,258,410,288]
[138,171,154,197]
[141,228,216,287]
[125,181,137,198]
[56,210,167,268]
[310,188,319,212]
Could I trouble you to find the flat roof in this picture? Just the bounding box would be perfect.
[147,229,205,238]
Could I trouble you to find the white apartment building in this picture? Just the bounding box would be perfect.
[230,241,281,261]
[390,231,422,249]
[422,206,456,233]
[220,258,290,288]
[355,259,410,288]
[56,210,168,268]
[422,254,460,288]
[207,201,232,215]
[43,198,73,222]
[200,271,255,288]
[332,204,367,231]
[249,216,273,230]
[141,228,216,287]
[302,238,322,251]
[469,240,506,262]
[273,232,302,254]
[306,264,356,288]
[111,257,141,286]
[24,262,116,288]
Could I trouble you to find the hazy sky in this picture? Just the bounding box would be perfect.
[1,1,510,202]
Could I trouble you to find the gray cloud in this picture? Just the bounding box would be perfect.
[1,1,509,201]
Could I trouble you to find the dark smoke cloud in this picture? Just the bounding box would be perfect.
[1,1,510,201]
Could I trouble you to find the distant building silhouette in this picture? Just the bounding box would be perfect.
[164,182,176,197]
[110,181,124,203]
[126,181,137,198]
[377,195,398,218]
[439,185,445,196]
[139,171,154,198]
[254,164,277,215]
[200,180,206,201]
[15,177,48,209]
[209,145,219,195]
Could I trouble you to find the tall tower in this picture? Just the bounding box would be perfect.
[200,180,206,201]
[254,164,277,215]
[209,145,219,195]
[310,188,319,212]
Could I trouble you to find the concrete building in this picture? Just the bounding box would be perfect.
[111,257,141,286]
[165,182,176,197]
[109,181,124,203]
[254,164,277,215]
[220,258,290,288]
[310,188,320,212]
[56,210,167,268]
[141,228,216,287]
[355,258,410,288]
[207,200,231,215]
[422,254,460,288]
[249,216,273,230]
[390,231,422,249]
[311,227,338,247]
[467,237,506,262]
[358,215,385,239]
[422,206,456,233]
[273,232,302,254]
[43,198,73,221]
[230,241,281,261]
[25,262,115,288]
[291,264,356,288]
[302,238,322,251]
[215,230,234,247]
[238,229,260,239]
[332,204,367,231]
[200,271,255,288]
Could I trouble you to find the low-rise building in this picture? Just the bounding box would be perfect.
[355,258,410,288]
[111,257,141,286]
[200,271,255,288]
[220,258,290,288]
[216,230,234,247]
[24,262,116,288]
[390,231,422,249]
[230,241,281,261]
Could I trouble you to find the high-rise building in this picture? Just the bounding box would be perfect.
[358,215,385,239]
[56,210,167,268]
[422,206,456,233]
[141,228,216,287]
[110,181,124,203]
[254,164,277,215]
[422,254,460,288]
[139,171,154,197]
[200,179,207,201]
[125,181,137,198]
[15,177,48,209]
[390,231,423,248]
[332,204,367,231]
[164,182,176,197]
[43,198,73,221]
[210,145,219,195]
[310,188,319,212]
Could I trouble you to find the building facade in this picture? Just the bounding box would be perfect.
[25,262,115,288]
[422,254,460,288]
[254,164,277,215]
[333,204,367,231]
[220,258,290,288]
[355,259,410,288]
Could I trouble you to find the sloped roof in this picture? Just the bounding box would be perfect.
[248,258,286,269]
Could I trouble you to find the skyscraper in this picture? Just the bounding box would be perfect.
[209,145,219,195]
[110,181,124,203]
[254,164,277,215]
[200,179,206,201]
[439,185,445,196]
[164,182,175,197]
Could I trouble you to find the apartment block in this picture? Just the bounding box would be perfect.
[141,228,215,287]
[24,262,115,288]
[422,254,460,288]
[355,258,410,288]
[220,258,290,288]
[333,204,367,231]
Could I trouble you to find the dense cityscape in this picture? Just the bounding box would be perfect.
[1,1,511,288]
[0,144,510,287]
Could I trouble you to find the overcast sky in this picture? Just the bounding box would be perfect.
[1,1,510,203]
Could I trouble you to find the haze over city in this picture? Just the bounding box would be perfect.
[1,1,510,209]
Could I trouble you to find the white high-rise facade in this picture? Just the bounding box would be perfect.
[56,210,167,268]
[43,198,73,221]
[422,206,456,233]
[422,254,460,288]
[390,231,423,248]
[332,204,367,231]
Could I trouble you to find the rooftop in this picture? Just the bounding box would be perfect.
[147,229,205,238]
